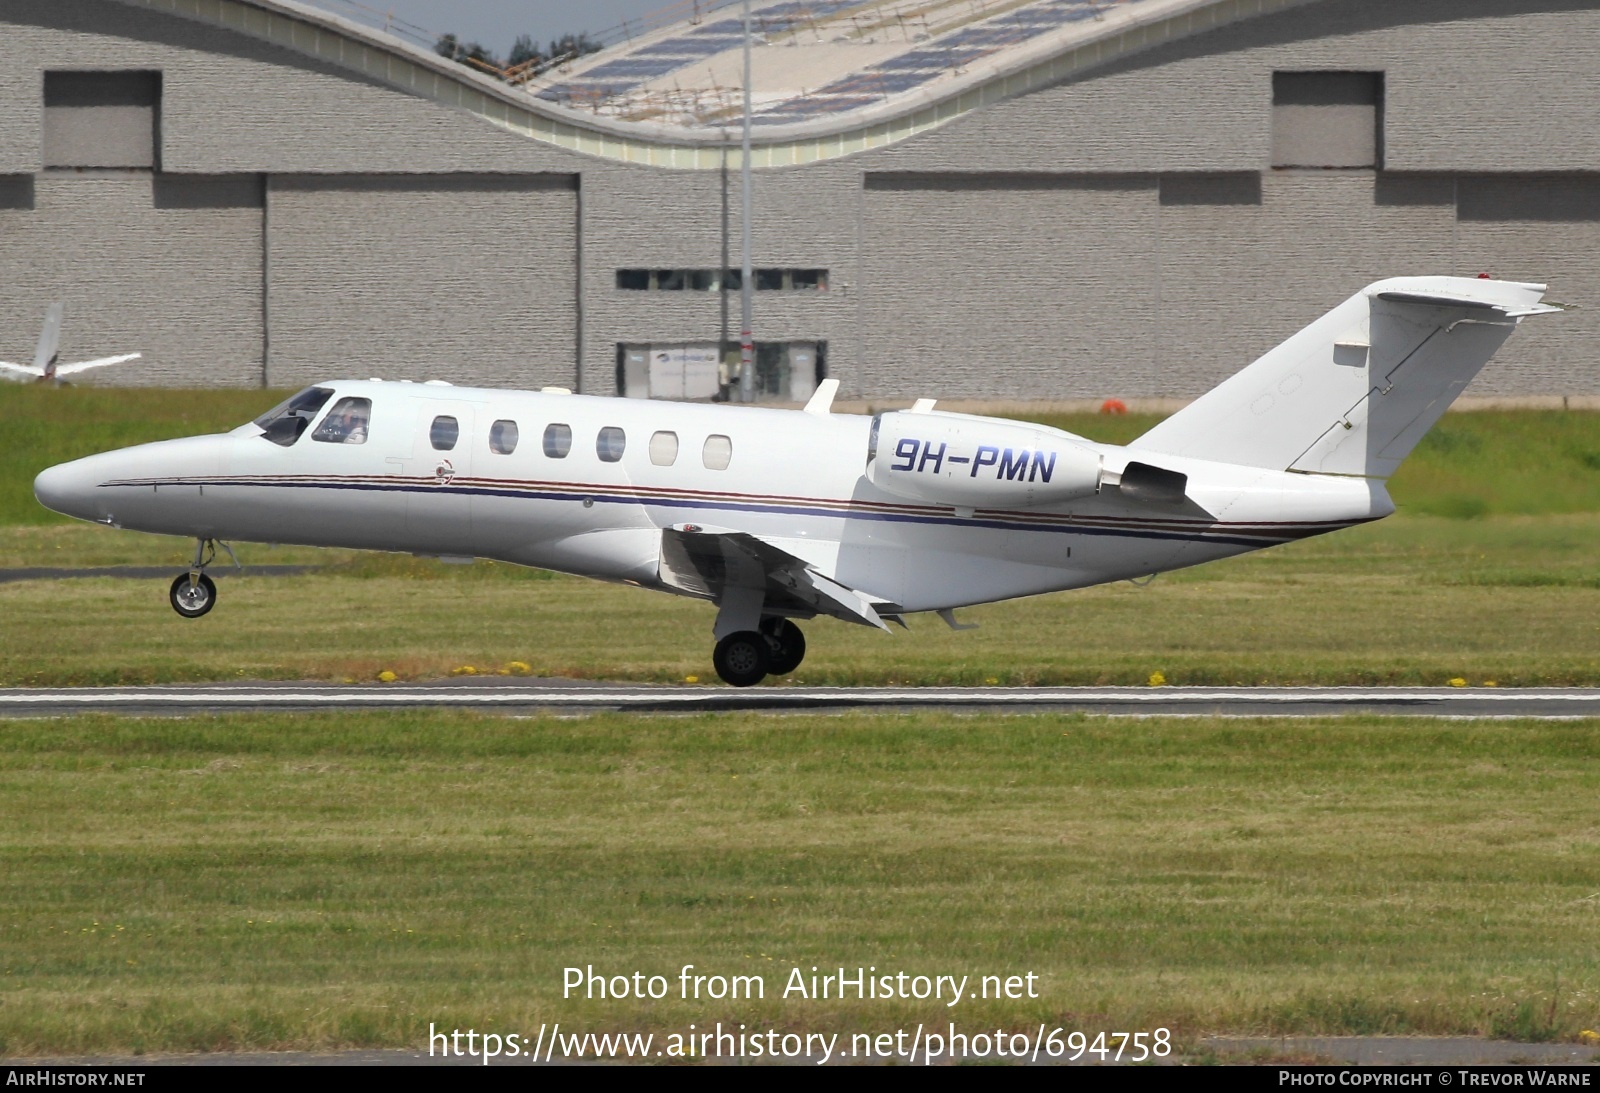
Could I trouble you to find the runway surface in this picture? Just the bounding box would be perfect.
[2,680,1596,717]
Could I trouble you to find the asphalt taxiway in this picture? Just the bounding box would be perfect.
[0,680,1595,718]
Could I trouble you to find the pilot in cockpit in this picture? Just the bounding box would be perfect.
[311,397,371,445]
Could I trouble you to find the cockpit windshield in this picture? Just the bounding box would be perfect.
[254,387,334,447]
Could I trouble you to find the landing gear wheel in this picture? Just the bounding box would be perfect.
[713,630,769,688]
[761,619,806,676]
[169,573,217,619]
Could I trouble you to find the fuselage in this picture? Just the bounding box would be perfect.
[33,380,1392,614]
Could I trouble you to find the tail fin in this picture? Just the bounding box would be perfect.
[33,302,64,380]
[1132,277,1561,478]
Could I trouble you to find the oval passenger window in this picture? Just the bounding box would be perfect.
[703,434,732,470]
[543,423,572,458]
[430,415,459,451]
[649,431,678,467]
[489,419,519,455]
[597,426,626,463]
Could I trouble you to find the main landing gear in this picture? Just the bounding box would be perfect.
[169,538,236,619]
[712,618,806,687]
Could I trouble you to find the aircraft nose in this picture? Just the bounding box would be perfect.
[34,457,104,522]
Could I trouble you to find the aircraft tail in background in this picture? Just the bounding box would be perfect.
[1130,277,1562,479]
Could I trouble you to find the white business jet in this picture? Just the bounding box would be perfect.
[33,276,1559,686]
[0,302,142,384]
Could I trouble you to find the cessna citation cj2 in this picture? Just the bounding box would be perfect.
[34,276,1559,686]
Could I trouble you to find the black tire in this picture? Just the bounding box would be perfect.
[169,573,217,619]
[713,631,769,687]
[762,619,806,676]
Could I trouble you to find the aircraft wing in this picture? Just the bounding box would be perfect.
[0,361,45,380]
[658,524,896,631]
[54,353,142,377]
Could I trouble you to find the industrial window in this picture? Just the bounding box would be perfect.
[429,415,459,451]
[614,268,829,291]
[43,70,161,169]
[597,426,626,463]
[1271,71,1382,169]
[310,397,371,445]
[543,423,572,458]
[648,431,679,466]
[488,419,519,455]
[703,435,733,470]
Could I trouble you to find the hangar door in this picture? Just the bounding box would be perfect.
[859,174,1159,400]
[266,174,578,389]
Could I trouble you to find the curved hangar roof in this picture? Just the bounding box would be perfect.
[122,0,1310,166]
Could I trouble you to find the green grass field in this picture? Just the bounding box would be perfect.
[0,711,1597,1056]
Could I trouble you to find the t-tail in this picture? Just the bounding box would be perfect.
[1131,277,1562,478]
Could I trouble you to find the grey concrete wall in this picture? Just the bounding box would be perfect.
[859,0,1600,175]
[855,169,1600,399]
[0,173,263,385]
[860,175,1160,400]
[264,175,578,389]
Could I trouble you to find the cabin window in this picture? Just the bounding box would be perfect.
[703,434,732,470]
[489,419,519,455]
[310,397,371,445]
[648,431,679,466]
[543,423,572,458]
[430,415,459,451]
[254,386,333,447]
[597,426,626,463]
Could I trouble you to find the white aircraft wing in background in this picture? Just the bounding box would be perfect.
[52,353,143,377]
[0,303,140,383]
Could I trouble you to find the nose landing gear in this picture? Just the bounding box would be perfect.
[711,618,807,687]
[169,538,237,619]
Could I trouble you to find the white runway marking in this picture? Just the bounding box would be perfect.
[1,684,1596,718]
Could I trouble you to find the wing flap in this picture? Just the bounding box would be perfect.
[659,524,893,631]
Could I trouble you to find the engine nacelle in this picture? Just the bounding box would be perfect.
[867,411,1103,509]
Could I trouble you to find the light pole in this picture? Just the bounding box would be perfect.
[738,0,755,403]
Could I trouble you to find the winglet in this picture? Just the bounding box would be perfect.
[910,398,938,413]
[803,378,839,416]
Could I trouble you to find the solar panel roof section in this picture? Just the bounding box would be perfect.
[580,56,692,79]
[875,47,991,70]
[632,36,742,57]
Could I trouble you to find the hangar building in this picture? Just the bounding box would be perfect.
[2,0,1598,402]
